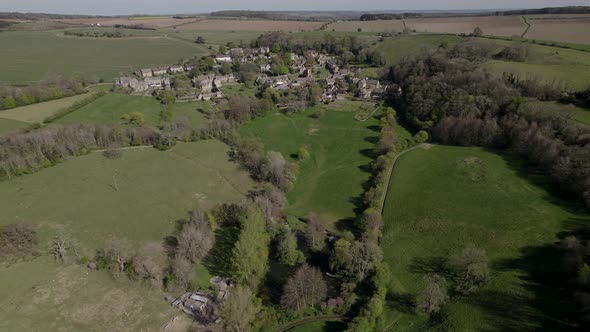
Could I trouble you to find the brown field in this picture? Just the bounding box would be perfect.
[58,17,199,29]
[404,16,526,36]
[525,17,590,44]
[329,20,405,32]
[173,19,324,31]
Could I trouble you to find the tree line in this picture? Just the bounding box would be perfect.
[386,40,590,209]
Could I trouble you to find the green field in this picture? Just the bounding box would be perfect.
[380,145,589,330]
[0,85,109,124]
[376,34,463,65]
[524,100,590,125]
[0,117,29,134]
[241,107,379,229]
[56,93,207,128]
[0,31,206,82]
[0,140,253,249]
[0,256,177,332]
[163,29,263,47]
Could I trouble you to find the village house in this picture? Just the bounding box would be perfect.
[214,74,237,88]
[326,60,339,74]
[145,76,171,89]
[358,78,381,99]
[117,77,148,92]
[260,63,272,73]
[215,55,232,63]
[168,65,184,74]
[152,67,168,76]
[257,46,270,55]
[194,74,215,92]
[229,48,244,59]
[139,68,153,78]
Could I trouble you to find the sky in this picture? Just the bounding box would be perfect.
[0,0,588,15]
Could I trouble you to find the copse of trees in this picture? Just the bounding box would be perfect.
[0,76,94,111]
[0,123,160,179]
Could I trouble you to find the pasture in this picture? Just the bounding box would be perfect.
[0,31,206,82]
[241,106,380,229]
[0,140,253,249]
[376,34,463,65]
[56,93,207,128]
[0,117,29,135]
[0,85,109,124]
[0,256,177,332]
[328,20,405,33]
[380,145,589,330]
[405,16,527,37]
[173,19,324,32]
[58,16,200,29]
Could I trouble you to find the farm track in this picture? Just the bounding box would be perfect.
[521,16,532,38]
[273,315,349,332]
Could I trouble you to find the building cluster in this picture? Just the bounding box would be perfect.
[116,45,393,102]
[170,277,233,326]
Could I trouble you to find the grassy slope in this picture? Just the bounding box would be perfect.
[0,117,29,134]
[0,140,253,249]
[0,86,109,124]
[241,107,379,229]
[376,34,463,65]
[380,145,589,330]
[57,93,207,128]
[0,31,205,82]
[526,100,590,125]
[0,256,176,332]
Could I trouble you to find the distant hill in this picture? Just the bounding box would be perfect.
[501,6,590,16]
[0,12,102,20]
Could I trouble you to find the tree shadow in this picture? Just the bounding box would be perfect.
[408,256,454,279]
[367,124,381,132]
[359,148,377,159]
[324,321,348,332]
[202,226,240,278]
[364,136,379,144]
[387,291,415,314]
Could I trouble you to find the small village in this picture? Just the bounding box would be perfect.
[116,45,397,104]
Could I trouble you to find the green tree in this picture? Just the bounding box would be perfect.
[2,96,17,109]
[414,130,429,143]
[231,208,270,290]
[195,36,206,44]
[270,42,281,53]
[219,286,261,332]
[276,226,305,266]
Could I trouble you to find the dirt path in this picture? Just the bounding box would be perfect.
[274,315,348,332]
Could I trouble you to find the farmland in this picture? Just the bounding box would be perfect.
[0,85,109,124]
[241,106,380,229]
[0,31,206,82]
[168,19,324,32]
[525,16,590,44]
[405,16,527,36]
[380,145,589,330]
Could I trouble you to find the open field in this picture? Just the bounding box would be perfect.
[0,31,205,82]
[380,145,589,330]
[405,16,527,37]
[0,140,253,249]
[376,34,463,65]
[163,29,263,46]
[526,16,590,44]
[59,17,200,29]
[57,93,207,128]
[241,106,379,229]
[174,19,324,32]
[0,85,109,124]
[328,20,405,33]
[0,256,177,332]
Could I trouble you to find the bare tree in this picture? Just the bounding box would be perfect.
[305,213,326,252]
[349,240,383,281]
[103,236,133,274]
[172,256,193,290]
[52,233,78,263]
[451,245,490,294]
[219,286,261,332]
[133,242,167,288]
[176,209,214,263]
[416,274,448,314]
[281,264,328,311]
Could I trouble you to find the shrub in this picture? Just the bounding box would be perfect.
[0,223,38,258]
[414,130,429,143]
[297,146,310,160]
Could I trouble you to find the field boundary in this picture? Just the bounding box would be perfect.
[273,315,349,332]
[379,143,430,214]
[521,16,531,38]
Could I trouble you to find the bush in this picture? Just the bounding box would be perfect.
[414,130,429,143]
[103,149,122,159]
[297,146,310,160]
[0,223,38,258]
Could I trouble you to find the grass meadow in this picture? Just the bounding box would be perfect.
[379,145,589,330]
[0,117,29,134]
[0,85,110,125]
[0,31,206,82]
[56,93,207,128]
[0,140,253,249]
[241,106,380,230]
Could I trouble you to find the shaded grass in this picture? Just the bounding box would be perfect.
[380,145,589,330]
[241,106,380,229]
[0,117,29,135]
